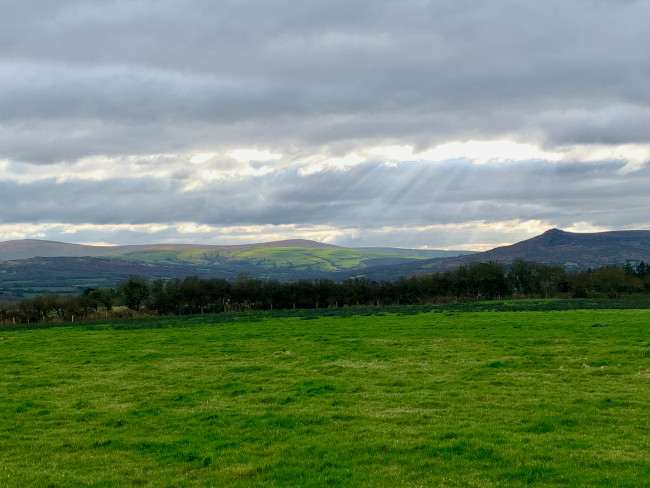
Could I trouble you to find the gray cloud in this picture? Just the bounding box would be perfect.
[2,160,649,231]
[1,1,650,246]
[4,3,650,146]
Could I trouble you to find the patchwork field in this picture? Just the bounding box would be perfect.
[114,246,426,271]
[0,245,440,301]
[1,306,649,486]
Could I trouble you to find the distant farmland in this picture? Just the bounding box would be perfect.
[0,245,460,301]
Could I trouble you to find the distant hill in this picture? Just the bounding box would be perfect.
[0,238,342,261]
[2,229,648,302]
[357,247,474,258]
[416,228,650,273]
[336,228,650,280]
[0,238,472,301]
[0,239,116,260]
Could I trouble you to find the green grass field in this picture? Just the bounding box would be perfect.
[1,305,649,486]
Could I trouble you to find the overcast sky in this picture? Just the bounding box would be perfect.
[2,0,650,250]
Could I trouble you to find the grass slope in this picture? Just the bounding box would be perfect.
[115,246,424,272]
[1,306,649,486]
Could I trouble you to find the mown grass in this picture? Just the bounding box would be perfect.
[1,306,649,486]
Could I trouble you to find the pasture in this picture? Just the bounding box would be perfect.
[1,306,649,486]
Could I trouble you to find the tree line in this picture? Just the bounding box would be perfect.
[3,259,650,324]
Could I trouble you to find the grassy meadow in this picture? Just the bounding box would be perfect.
[1,305,649,486]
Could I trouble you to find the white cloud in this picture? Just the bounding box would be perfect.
[419,141,564,165]
[367,145,415,161]
[229,149,282,163]
[178,223,214,234]
[367,141,567,166]
[0,223,55,241]
[190,153,216,164]
[239,165,275,177]
[564,222,611,233]
[200,170,221,182]
[561,144,650,174]
[298,154,366,175]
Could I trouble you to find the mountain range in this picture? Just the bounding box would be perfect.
[0,228,649,301]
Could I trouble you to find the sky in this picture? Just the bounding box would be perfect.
[2,0,650,251]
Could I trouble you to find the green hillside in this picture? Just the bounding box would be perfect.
[113,247,426,272]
